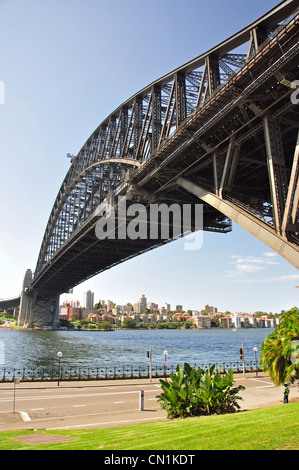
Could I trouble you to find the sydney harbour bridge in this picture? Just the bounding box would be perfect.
[1,0,298,327]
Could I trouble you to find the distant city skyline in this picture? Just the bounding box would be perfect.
[61,282,286,315]
[0,0,298,315]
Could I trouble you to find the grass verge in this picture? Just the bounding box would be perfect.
[0,402,298,450]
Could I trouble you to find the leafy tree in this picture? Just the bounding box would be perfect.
[260,307,299,385]
[123,317,136,329]
[156,363,244,419]
[211,317,220,328]
[100,321,113,330]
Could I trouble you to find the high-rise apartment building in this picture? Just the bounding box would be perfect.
[84,290,94,309]
[134,294,147,314]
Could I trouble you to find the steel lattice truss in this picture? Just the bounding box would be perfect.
[36,53,247,270]
[33,0,299,296]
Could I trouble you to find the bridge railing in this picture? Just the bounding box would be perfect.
[0,361,260,382]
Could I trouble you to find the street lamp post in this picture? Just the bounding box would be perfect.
[147,346,152,382]
[253,347,258,376]
[57,351,62,386]
[164,350,168,378]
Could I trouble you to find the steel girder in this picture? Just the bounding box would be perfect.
[32,0,299,298]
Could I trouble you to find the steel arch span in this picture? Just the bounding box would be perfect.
[19,0,298,327]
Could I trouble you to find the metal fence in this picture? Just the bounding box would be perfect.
[0,360,260,382]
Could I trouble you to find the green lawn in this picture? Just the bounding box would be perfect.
[0,402,298,450]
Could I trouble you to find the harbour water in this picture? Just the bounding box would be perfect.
[0,327,273,371]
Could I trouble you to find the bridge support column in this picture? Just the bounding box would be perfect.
[18,269,33,327]
[176,177,299,269]
[29,292,60,329]
[18,269,60,328]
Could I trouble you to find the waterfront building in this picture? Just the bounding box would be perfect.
[231,313,242,328]
[219,316,233,328]
[192,315,211,329]
[248,316,257,328]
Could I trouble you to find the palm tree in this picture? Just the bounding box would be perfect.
[260,307,299,385]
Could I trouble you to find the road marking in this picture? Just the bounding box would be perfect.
[19,411,31,422]
[248,378,273,385]
[31,408,44,411]
[113,401,124,404]
[255,385,275,389]
[0,389,160,403]
[73,404,86,407]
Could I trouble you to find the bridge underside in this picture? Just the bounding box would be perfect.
[0,297,20,311]
[30,200,230,298]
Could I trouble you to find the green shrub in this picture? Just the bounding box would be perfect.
[157,363,245,419]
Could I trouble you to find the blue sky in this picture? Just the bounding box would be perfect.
[0,0,298,313]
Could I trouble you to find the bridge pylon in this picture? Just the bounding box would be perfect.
[18,269,60,328]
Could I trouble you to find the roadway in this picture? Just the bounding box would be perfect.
[0,373,297,431]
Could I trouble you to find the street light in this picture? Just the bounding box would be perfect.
[147,346,152,382]
[253,347,258,376]
[164,350,168,378]
[57,351,62,386]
